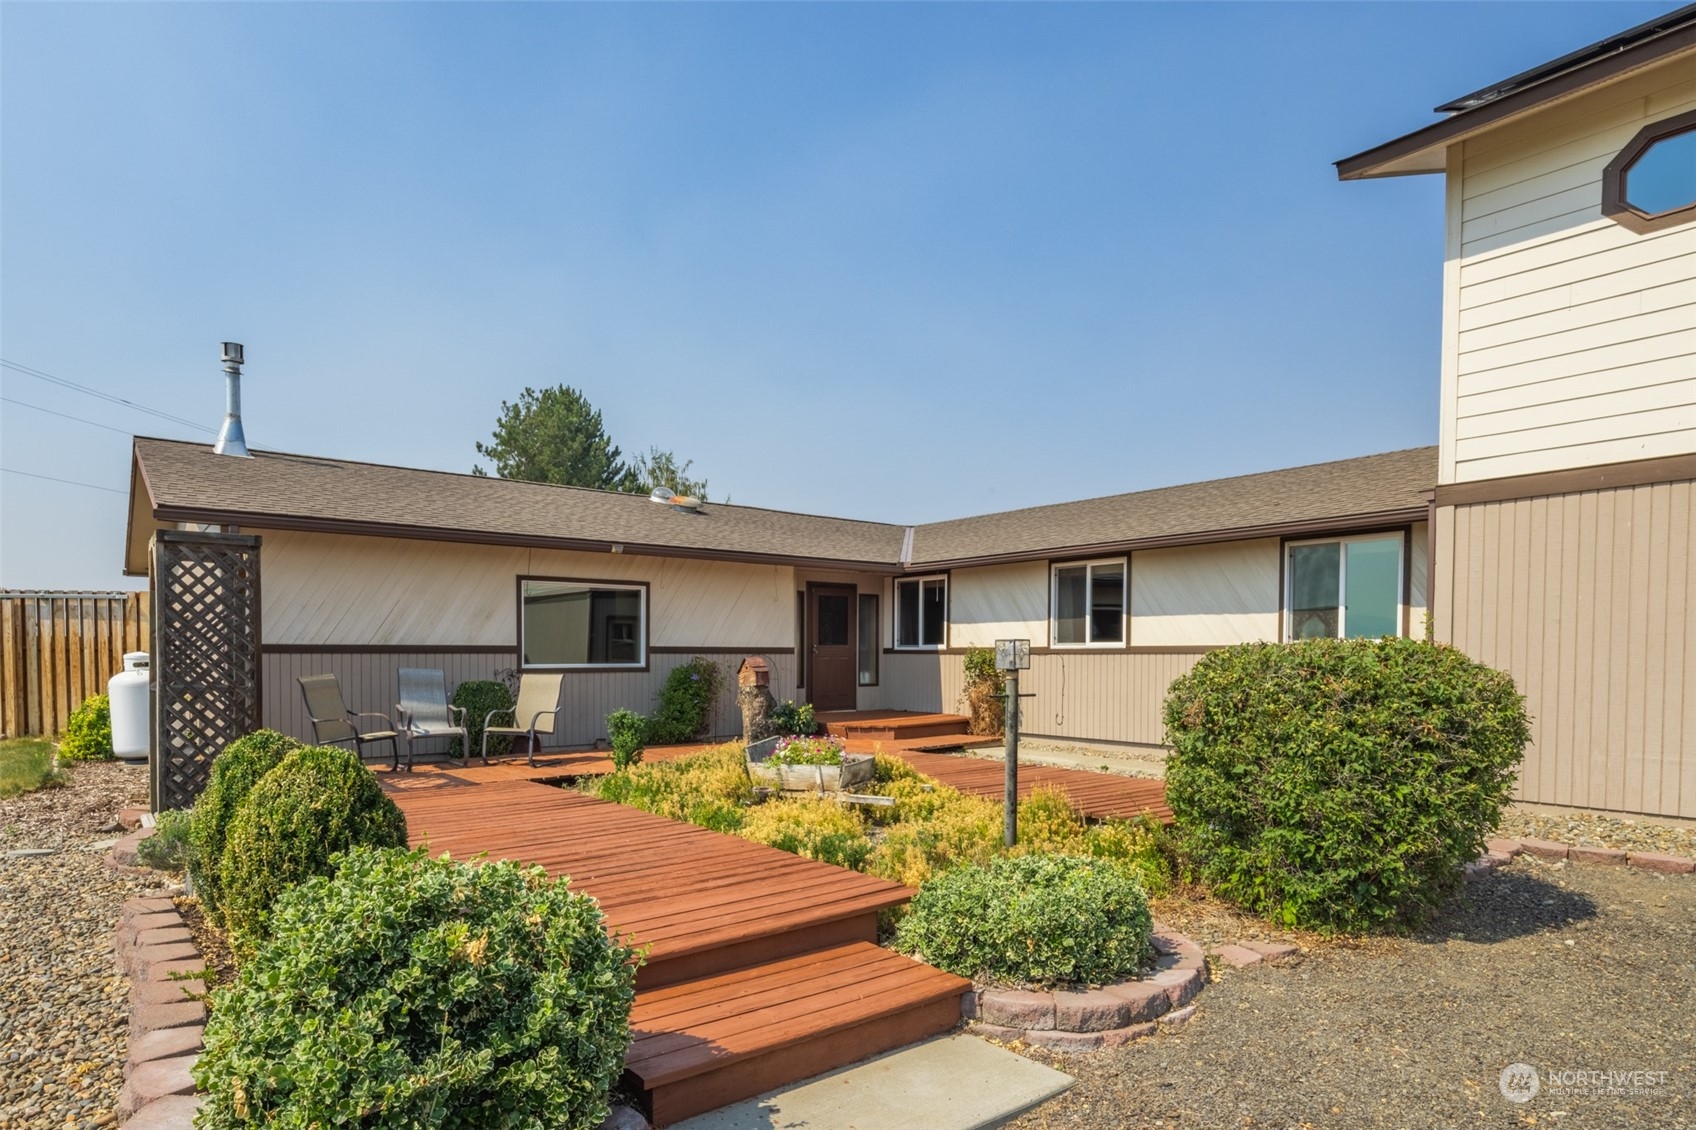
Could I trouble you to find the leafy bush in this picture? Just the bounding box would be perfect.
[960,647,1006,736]
[137,808,193,872]
[218,744,409,956]
[864,782,1003,887]
[894,853,1153,987]
[193,847,639,1130]
[646,657,722,744]
[767,735,847,766]
[189,729,305,924]
[738,797,872,870]
[769,700,816,737]
[451,679,514,760]
[1163,638,1529,933]
[584,744,751,833]
[605,708,647,770]
[59,694,113,761]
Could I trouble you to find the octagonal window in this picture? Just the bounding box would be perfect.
[1624,127,1696,216]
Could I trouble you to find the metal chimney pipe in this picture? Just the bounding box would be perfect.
[214,341,251,457]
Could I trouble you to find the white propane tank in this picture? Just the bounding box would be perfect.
[109,652,151,763]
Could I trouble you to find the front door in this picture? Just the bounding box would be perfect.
[807,584,857,713]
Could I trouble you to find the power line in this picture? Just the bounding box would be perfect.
[1,467,127,495]
[1,396,137,436]
[0,357,215,434]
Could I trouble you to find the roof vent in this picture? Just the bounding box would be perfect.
[213,341,251,458]
[649,486,703,513]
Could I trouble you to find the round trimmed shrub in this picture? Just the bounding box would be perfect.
[58,694,113,761]
[894,853,1154,987]
[219,744,408,956]
[188,729,305,924]
[193,847,639,1130]
[1163,638,1528,934]
[451,679,514,760]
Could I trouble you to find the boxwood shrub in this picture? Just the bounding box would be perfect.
[58,694,113,761]
[646,657,720,743]
[193,847,639,1130]
[894,853,1154,987]
[1163,638,1528,933]
[188,729,305,925]
[218,744,408,956]
[451,679,514,760]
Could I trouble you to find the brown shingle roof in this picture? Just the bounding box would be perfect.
[906,447,1437,566]
[132,438,1436,571]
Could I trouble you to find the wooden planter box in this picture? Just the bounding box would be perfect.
[745,736,876,793]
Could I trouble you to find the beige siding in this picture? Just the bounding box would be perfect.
[1444,59,1696,485]
[948,562,1050,648]
[1432,480,1695,818]
[255,529,794,649]
[1128,539,1280,646]
[263,649,797,749]
[1409,520,1430,634]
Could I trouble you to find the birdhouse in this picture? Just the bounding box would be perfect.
[737,656,771,688]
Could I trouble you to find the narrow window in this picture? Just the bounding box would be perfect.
[1051,559,1126,646]
[857,593,879,686]
[520,578,646,668]
[1284,533,1404,641]
[894,576,947,649]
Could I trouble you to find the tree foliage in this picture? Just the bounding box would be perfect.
[473,385,636,490]
[628,446,710,500]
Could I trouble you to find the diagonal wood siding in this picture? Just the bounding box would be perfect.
[0,591,151,737]
[1434,479,1695,818]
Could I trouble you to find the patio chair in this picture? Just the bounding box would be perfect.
[395,667,468,771]
[481,672,565,766]
[297,673,400,770]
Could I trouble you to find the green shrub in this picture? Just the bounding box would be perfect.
[188,729,305,924]
[894,853,1153,987]
[137,808,193,872]
[584,744,751,833]
[1163,638,1528,933]
[218,744,409,957]
[769,700,816,737]
[58,694,113,761]
[645,657,721,744]
[605,708,647,770]
[451,679,514,760]
[193,847,638,1130]
[864,783,1003,887]
[739,798,872,870]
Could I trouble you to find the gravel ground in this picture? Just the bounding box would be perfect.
[0,761,171,1130]
[1500,808,1696,859]
[1008,857,1694,1130]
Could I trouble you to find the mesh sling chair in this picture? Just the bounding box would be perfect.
[297,674,401,770]
[481,672,565,766]
[395,667,469,771]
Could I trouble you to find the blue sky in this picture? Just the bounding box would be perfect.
[0,1,1673,590]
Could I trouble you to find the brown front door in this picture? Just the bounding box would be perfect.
[807,584,857,713]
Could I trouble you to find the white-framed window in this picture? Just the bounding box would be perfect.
[520,577,647,668]
[894,576,947,649]
[1051,558,1126,646]
[1284,533,1403,641]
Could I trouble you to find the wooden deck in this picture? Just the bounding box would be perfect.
[388,779,970,1125]
[372,743,711,792]
[894,748,1173,823]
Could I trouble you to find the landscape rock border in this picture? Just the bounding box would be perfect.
[113,896,205,1129]
[1473,837,1693,877]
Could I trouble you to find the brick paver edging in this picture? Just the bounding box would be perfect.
[113,896,206,1129]
[1480,838,1694,874]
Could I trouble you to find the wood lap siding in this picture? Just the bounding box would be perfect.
[1434,480,1695,818]
[0,592,150,737]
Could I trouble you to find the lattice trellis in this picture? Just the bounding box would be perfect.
[151,530,261,810]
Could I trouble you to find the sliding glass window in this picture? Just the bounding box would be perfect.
[894,576,946,649]
[1052,559,1125,646]
[1285,533,1403,641]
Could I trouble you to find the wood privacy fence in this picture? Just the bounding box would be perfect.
[1,590,151,737]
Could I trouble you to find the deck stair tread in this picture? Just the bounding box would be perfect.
[819,710,976,742]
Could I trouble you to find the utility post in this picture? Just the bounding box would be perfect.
[995,639,1031,847]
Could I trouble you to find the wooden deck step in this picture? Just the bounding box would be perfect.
[628,941,971,1126]
[819,710,974,742]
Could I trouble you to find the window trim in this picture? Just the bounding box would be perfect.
[1281,532,1405,642]
[1049,556,1128,648]
[517,574,650,671]
[893,574,948,651]
[1602,107,1696,235]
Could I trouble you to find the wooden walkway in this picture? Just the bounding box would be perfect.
[894,749,1173,823]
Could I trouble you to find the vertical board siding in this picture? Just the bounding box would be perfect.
[1436,480,1694,818]
[262,649,798,750]
[0,591,151,737]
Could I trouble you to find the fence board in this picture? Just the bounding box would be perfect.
[0,590,152,737]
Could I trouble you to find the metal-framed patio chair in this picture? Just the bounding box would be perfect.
[297,673,401,769]
[395,667,468,771]
[481,672,565,766]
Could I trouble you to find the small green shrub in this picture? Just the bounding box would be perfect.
[864,783,1003,887]
[739,797,872,870]
[137,808,193,872]
[605,708,647,770]
[1163,638,1529,933]
[188,729,305,924]
[894,853,1153,987]
[450,679,514,760]
[58,694,113,761]
[960,647,1006,736]
[646,657,721,744]
[769,700,816,737]
[218,744,409,956]
[193,847,639,1130]
[767,735,847,766]
[584,744,751,833]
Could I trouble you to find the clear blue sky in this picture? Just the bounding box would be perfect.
[1,2,1673,590]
